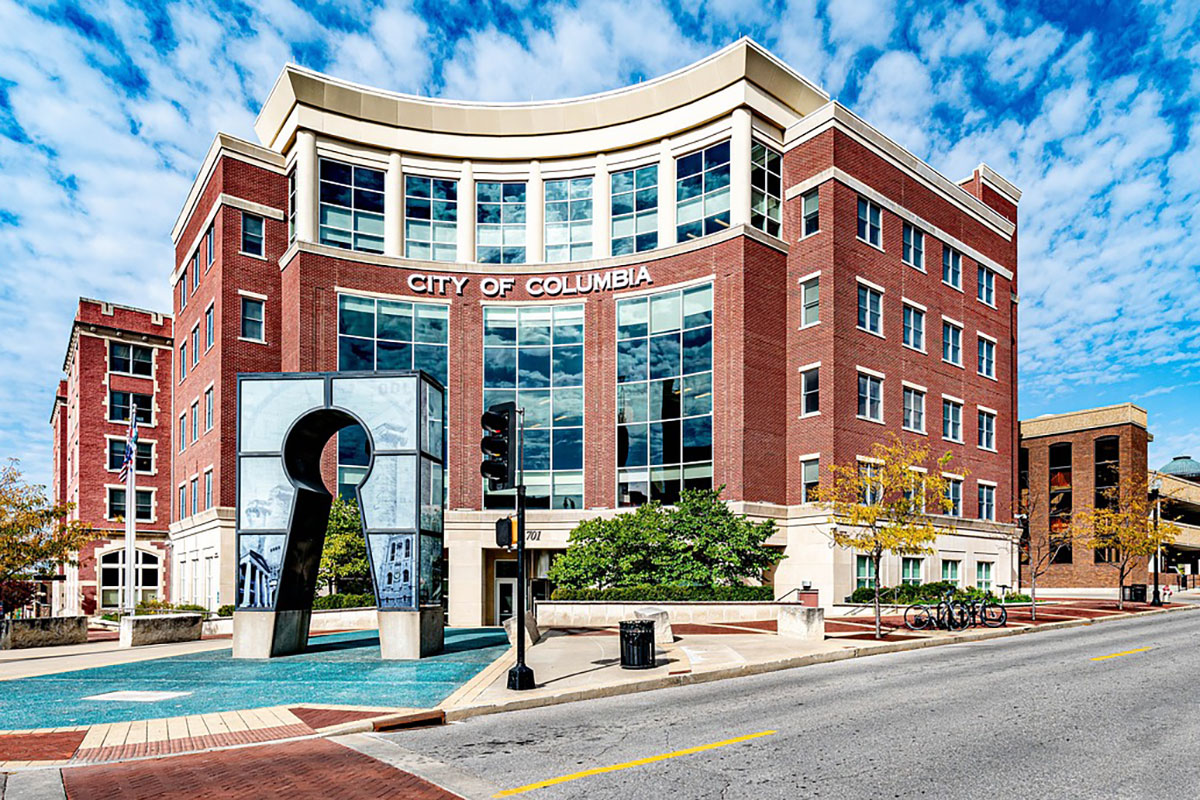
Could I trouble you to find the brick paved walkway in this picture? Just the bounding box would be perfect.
[61,737,461,799]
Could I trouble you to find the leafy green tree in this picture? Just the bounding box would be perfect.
[318,496,370,594]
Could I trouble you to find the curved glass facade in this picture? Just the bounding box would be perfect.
[616,284,713,505]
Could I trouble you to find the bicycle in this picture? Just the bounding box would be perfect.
[963,595,1008,628]
[904,591,969,631]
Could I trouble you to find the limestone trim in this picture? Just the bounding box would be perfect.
[1019,403,1149,439]
[171,133,285,243]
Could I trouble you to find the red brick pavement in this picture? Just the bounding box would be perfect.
[62,737,461,799]
[288,707,389,730]
[71,723,313,764]
[0,730,87,761]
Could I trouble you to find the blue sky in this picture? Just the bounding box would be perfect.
[2,0,1199,491]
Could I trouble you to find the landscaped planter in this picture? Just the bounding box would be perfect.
[535,597,817,628]
[0,616,89,650]
[119,613,203,647]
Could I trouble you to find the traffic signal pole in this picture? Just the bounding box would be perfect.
[508,481,534,690]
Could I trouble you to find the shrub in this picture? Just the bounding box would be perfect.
[549,585,774,602]
[849,581,1017,605]
[313,592,375,610]
[134,599,211,617]
[1003,592,1032,603]
[217,604,235,618]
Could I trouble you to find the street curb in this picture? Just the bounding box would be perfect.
[435,603,1200,723]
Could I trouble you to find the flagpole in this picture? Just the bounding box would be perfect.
[125,404,137,615]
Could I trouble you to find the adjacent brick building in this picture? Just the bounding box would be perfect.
[50,299,174,614]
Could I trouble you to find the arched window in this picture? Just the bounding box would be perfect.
[99,549,161,608]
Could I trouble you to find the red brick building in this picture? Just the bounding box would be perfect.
[49,298,174,615]
[157,39,1022,623]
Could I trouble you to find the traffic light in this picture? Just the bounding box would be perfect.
[480,401,518,491]
[495,516,518,549]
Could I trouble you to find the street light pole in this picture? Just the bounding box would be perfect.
[1150,478,1162,606]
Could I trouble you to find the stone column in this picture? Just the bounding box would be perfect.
[730,107,752,229]
[295,129,317,244]
[592,153,610,259]
[448,538,485,627]
[384,151,403,258]
[657,137,676,247]
[457,160,475,263]
[527,160,543,263]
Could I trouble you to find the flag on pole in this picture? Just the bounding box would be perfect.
[118,405,139,482]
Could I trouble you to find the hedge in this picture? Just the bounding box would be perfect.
[849,581,1032,605]
[313,592,375,610]
[549,585,774,602]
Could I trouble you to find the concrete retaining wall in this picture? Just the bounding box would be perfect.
[119,613,203,647]
[0,616,89,650]
[535,601,807,627]
[203,606,379,638]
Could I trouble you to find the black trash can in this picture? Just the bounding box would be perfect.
[619,619,656,670]
[1123,584,1148,603]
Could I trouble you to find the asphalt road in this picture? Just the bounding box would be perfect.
[379,608,1200,799]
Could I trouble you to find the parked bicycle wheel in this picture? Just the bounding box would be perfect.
[938,601,970,631]
[904,605,933,631]
[980,603,1007,628]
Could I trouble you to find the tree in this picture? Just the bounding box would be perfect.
[0,460,93,617]
[317,496,370,594]
[1071,476,1179,609]
[1017,485,1070,621]
[814,435,958,639]
[548,487,781,589]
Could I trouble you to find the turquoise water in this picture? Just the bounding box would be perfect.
[0,628,508,730]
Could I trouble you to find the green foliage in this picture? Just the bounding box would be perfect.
[550,585,774,602]
[312,592,375,610]
[135,598,211,616]
[847,581,1022,605]
[1003,592,1032,603]
[548,487,782,590]
[217,604,235,618]
[318,497,370,594]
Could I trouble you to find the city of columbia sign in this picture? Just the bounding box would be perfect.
[404,265,653,298]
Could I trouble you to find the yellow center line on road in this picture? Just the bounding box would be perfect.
[1091,646,1153,661]
[491,729,777,797]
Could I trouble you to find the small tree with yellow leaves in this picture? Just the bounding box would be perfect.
[1071,476,1178,609]
[814,435,959,639]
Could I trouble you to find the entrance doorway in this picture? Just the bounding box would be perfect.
[494,559,518,625]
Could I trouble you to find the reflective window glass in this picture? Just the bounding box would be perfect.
[611,165,658,255]
[405,175,457,262]
[319,158,385,254]
[676,141,730,242]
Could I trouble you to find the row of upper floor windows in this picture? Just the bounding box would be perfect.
[177,213,264,313]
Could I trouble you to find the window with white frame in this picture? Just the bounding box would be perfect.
[903,387,925,433]
[99,549,159,608]
[903,304,924,351]
[942,559,960,586]
[190,326,199,365]
[109,391,152,424]
[178,484,185,520]
[750,142,782,237]
[206,224,213,267]
[902,223,924,269]
[801,277,819,326]
[241,212,264,257]
[801,458,819,502]
[942,320,962,365]
[978,409,996,451]
[978,336,996,378]
[857,283,882,335]
[204,388,213,431]
[241,297,264,341]
[178,414,186,452]
[945,477,963,516]
[977,265,995,306]
[204,470,213,510]
[107,487,152,522]
[318,159,384,254]
[858,373,883,422]
[860,461,881,505]
[801,190,819,237]
[855,554,875,589]
[109,342,153,377]
[190,401,198,443]
[545,177,593,262]
[676,141,731,241]
[978,483,996,521]
[610,165,658,255]
[404,175,458,262]
[943,398,963,442]
[904,470,926,513]
[287,168,296,242]
[190,477,198,516]
[192,252,200,290]
[179,269,188,309]
[205,305,214,350]
[943,246,962,289]
[902,557,922,586]
[801,367,819,415]
[476,181,526,264]
[976,561,993,592]
[857,198,882,247]
[178,343,187,380]
[107,440,152,473]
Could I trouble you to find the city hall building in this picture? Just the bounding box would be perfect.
[96,39,1022,625]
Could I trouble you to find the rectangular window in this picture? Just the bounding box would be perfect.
[107,488,153,521]
[976,562,993,592]
[978,484,996,521]
[205,388,213,431]
[1094,436,1120,511]
[204,471,213,510]
[750,142,782,237]
[903,305,924,351]
[109,342,153,377]
[205,306,214,350]
[287,169,296,242]
[855,554,875,589]
[857,198,882,247]
[943,246,962,289]
[1049,442,1073,562]
[179,270,187,309]
[616,284,714,507]
[318,159,384,253]
[942,321,962,365]
[857,284,882,335]
[902,223,924,269]
[858,373,883,422]
[107,440,152,473]
[610,166,658,255]
[206,225,214,268]
[801,458,819,502]
[942,399,963,442]
[192,252,200,290]
[978,337,995,378]
[676,141,731,242]
[191,401,199,443]
[942,559,961,586]
[902,557,922,586]
[977,266,995,306]
[179,484,186,520]
[108,391,152,424]
[945,478,963,516]
[545,177,593,262]
[801,278,819,326]
[241,212,264,257]
[801,190,819,237]
[801,368,819,416]
[241,297,264,341]
[903,387,925,433]
[178,415,186,452]
[190,477,198,516]
[178,343,187,380]
[405,175,458,261]
[978,409,996,451]
[476,181,526,264]
[190,326,199,365]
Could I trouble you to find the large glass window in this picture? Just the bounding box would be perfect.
[405,176,457,261]
[902,557,922,586]
[1049,442,1073,563]
[319,158,385,254]
[110,342,153,377]
[611,166,658,255]
[617,284,713,506]
[676,142,730,242]
[476,181,526,264]
[545,177,593,262]
[1094,436,1120,509]
[750,142,782,237]
[483,304,584,509]
[99,549,159,608]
